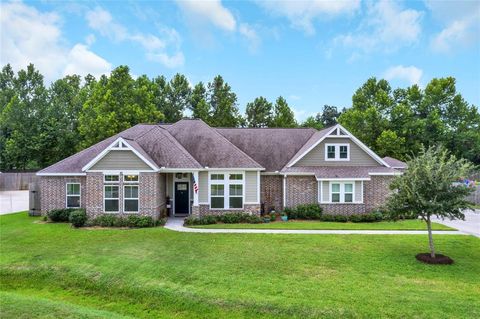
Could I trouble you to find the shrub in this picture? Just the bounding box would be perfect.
[47,208,75,222]
[321,214,335,222]
[349,214,364,223]
[93,214,117,227]
[245,215,262,224]
[372,211,384,221]
[334,214,348,222]
[156,218,167,226]
[69,209,87,227]
[127,215,154,228]
[184,215,217,226]
[286,204,323,220]
[218,212,258,224]
[113,217,128,227]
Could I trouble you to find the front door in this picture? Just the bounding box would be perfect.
[174,182,189,216]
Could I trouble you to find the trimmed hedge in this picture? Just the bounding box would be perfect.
[184,212,262,226]
[47,208,77,222]
[88,215,161,228]
[69,209,87,227]
[284,204,323,220]
[320,212,384,223]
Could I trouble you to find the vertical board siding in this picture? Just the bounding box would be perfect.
[245,171,258,203]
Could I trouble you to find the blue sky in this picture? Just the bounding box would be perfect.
[1,0,479,120]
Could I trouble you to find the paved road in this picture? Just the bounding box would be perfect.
[165,218,467,235]
[432,210,480,237]
[0,190,29,214]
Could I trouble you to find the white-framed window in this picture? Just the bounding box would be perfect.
[124,185,139,212]
[66,183,81,208]
[330,182,354,203]
[104,185,119,212]
[123,174,138,183]
[209,172,244,209]
[325,143,350,161]
[104,174,119,183]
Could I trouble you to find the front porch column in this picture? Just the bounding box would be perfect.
[192,171,199,207]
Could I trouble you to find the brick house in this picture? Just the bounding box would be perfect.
[37,120,406,219]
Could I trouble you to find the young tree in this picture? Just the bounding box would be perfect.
[320,105,341,126]
[190,82,211,123]
[386,146,474,260]
[207,75,242,127]
[271,96,297,128]
[245,96,273,127]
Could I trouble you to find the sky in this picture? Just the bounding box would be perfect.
[1,0,479,121]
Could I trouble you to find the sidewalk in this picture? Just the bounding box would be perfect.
[164,218,468,235]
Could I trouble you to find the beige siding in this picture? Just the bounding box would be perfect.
[91,150,152,170]
[322,181,329,202]
[245,171,258,203]
[294,137,379,167]
[355,181,362,202]
[199,171,208,203]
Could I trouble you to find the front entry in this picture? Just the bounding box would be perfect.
[174,182,189,216]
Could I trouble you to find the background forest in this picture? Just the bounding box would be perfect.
[1,63,479,170]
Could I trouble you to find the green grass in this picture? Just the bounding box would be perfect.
[191,219,454,230]
[1,212,479,318]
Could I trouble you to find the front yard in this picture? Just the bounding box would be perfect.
[190,219,453,230]
[1,213,479,318]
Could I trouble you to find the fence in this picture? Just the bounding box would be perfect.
[466,186,480,205]
[0,172,38,191]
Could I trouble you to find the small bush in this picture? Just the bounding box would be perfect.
[184,215,217,226]
[127,215,154,228]
[93,214,117,227]
[372,211,384,221]
[349,214,364,223]
[69,209,87,227]
[334,215,348,222]
[156,218,167,226]
[218,212,258,224]
[321,214,335,222]
[113,217,128,227]
[47,208,75,222]
[91,214,156,228]
[286,204,323,220]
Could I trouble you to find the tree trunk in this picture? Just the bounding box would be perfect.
[426,215,436,258]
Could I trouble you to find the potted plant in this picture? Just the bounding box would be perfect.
[280,212,288,222]
[269,210,277,222]
[263,214,271,223]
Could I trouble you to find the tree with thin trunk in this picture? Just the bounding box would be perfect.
[386,146,474,259]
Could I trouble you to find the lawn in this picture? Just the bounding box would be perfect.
[1,213,479,318]
[190,219,454,230]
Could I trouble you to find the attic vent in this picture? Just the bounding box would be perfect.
[112,140,129,149]
[329,128,339,135]
[339,129,347,135]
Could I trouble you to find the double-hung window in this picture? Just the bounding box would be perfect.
[124,174,139,212]
[66,183,81,208]
[330,182,354,203]
[325,144,350,161]
[104,175,119,212]
[210,173,244,209]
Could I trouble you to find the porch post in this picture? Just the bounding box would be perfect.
[192,171,199,207]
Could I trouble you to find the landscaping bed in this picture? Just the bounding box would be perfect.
[1,213,479,318]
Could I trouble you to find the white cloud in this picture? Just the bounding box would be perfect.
[426,0,480,53]
[175,0,236,31]
[85,7,183,68]
[257,0,360,35]
[0,1,111,82]
[239,23,260,52]
[384,65,423,86]
[334,1,422,54]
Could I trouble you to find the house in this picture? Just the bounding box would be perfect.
[37,119,405,219]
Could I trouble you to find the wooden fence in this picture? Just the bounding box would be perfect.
[0,172,38,191]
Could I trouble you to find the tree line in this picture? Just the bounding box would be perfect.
[1,64,478,170]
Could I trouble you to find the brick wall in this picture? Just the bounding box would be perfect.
[364,175,394,212]
[139,172,161,219]
[40,176,86,214]
[285,176,317,208]
[320,204,366,215]
[260,175,283,211]
[196,204,261,217]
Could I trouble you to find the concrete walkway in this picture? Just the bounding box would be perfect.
[432,210,480,237]
[164,218,467,235]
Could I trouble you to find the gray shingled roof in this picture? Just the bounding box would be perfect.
[166,120,263,169]
[281,166,400,178]
[216,127,316,171]
[383,157,407,168]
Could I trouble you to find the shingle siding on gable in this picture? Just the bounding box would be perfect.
[294,137,379,167]
[90,150,152,170]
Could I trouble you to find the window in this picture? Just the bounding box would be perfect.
[104,175,119,182]
[327,145,336,159]
[124,174,138,183]
[209,172,244,209]
[104,185,119,212]
[229,184,243,208]
[211,184,225,208]
[66,183,81,208]
[330,182,354,203]
[325,144,349,161]
[124,185,139,212]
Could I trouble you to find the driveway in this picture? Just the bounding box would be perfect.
[432,210,480,237]
[0,190,29,214]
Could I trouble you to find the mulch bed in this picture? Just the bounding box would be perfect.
[416,253,454,265]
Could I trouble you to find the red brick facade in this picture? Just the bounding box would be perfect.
[285,175,318,208]
[364,175,394,211]
[40,176,86,213]
[195,204,261,217]
[260,175,283,211]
